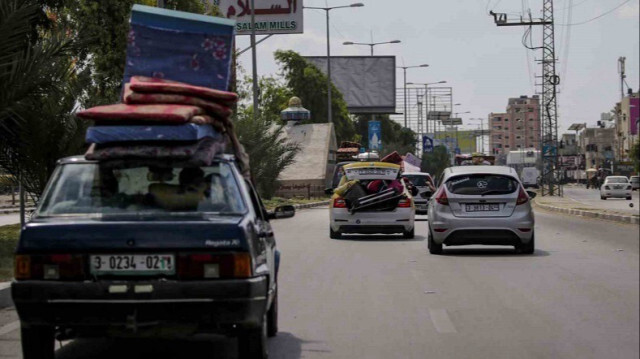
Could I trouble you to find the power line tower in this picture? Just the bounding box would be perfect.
[490,0,562,196]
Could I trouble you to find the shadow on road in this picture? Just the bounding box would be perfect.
[440,247,551,257]
[338,234,425,242]
[54,331,311,359]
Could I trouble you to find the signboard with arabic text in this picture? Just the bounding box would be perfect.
[214,0,303,35]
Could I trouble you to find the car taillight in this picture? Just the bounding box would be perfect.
[14,254,85,280]
[397,197,412,208]
[435,187,448,205]
[333,197,347,208]
[605,186,610,190]
[177,253,252,279]
[516,186,529,205]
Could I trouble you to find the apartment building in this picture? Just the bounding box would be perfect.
[489,95,541,155]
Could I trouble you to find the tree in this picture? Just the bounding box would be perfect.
[421,145,451,180]
[274,50,356,142]
[631,139,640,173]
[0,0,86,199]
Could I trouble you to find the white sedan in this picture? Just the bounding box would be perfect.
[600,176,633,200]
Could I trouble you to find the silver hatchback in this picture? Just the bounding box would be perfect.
[427,166,536,254]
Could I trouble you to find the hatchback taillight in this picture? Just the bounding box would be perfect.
[333,197,347,208]
[397,197,412,208]
[435,187,448,205]
[15,254,85,280]
[177,253,252,279]
[516,186,529,205]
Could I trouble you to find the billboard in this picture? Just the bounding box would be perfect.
[368,120,381,151]
[214,0,303,34]
[304,56,396,114]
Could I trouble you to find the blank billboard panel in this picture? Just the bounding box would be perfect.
[304,56,396,114]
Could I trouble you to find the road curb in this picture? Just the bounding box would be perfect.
[0,282,12,309]
[293,200,330,210]
[534,199,639,225]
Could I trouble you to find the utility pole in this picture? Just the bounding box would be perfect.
[618,57,626,100]
[490,0,562,197]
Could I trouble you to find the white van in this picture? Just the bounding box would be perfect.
[521,167,540,188]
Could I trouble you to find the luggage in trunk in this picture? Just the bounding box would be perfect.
[349,188,402,214]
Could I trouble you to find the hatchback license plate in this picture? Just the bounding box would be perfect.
[466,204,500,212]
[90,254,175,275]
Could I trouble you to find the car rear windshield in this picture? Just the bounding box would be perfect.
[446,174,518,195]
[403,175,432,187]
[37,161,247,217]
[606,177,629,184]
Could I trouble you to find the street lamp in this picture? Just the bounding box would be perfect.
[304,3,364,125]
[407,80,446,134]
[343,39,401,56]
[398,64,429,129]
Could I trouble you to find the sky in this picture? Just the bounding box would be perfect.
[234,0,640,134]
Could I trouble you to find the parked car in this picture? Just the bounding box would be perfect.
[329,162,415,239]
[402,172,435,214]
[427,166,536,254]
[12,155,293,359]
[630,176,640,191]
[600,176,633,200]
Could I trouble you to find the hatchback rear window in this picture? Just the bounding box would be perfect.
[446,174,518,195]
[606,177,629,184]
[404,175,432,187]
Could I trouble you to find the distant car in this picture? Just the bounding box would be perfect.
[427,166,536,254]
[600,176,632,200]
[520,167,540,189]
[630,176,640,191]
[403,172,435,214]
[12,155,294,359]
[329,162,415,239]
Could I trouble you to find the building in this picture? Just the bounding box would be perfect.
[579,127,616,171]
[488,95,541,156]
[614,91,640,161]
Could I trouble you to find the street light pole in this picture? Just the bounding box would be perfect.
[343,40,401,56]
[305,3,364,125]
[398,64,429,129]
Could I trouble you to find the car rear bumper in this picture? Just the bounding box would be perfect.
[12,277,268,333]
[414,200,429,213]
[330,208,414,233]
[429,205,534,244]
[601,189,632,197]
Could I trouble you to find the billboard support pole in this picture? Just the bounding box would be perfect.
[326,11,333,124]
[250,0,259,121]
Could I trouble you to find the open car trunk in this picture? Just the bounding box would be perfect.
[342,183,403,214]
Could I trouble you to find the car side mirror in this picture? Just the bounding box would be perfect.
[269,205,295,220]
[324,188,334,195]
[526,191,537,199]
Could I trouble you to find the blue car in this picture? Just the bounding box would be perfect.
[12,155,293,359]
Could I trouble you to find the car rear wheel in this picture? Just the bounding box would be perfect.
[428,229,442,254]
[238,315,268,359]
[21,325,54,359]
[403,227,415,239]
[627,196,632,200]
[329,227,342,239]
[601,196,607,200]
[517,233,535,254]
[267,287,278,337]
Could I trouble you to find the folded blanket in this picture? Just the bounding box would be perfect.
[85,137,226,165]
[130,76,238,105]
[86,123,219,144]
[123,83,233,118]
[77,103,204,123]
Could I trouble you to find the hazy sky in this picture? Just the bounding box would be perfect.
[235,0,640,133]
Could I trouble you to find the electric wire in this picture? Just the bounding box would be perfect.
[557,0,633,26]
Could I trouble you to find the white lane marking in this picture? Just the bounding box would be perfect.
[429,309,457,334]
[0,321,20,336]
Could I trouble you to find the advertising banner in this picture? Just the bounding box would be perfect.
[422,136,433,153]
[368,120,381,151]
[215,0,304,34]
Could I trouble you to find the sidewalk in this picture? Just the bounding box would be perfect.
[533,195,639,225]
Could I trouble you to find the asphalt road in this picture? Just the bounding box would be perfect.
[0,206,638,358]
[563,185,640,215]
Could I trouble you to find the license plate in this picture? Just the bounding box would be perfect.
[614,185,622,189]
[90,254,175,275]
[465,204,500,212]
